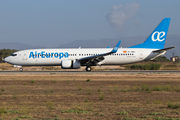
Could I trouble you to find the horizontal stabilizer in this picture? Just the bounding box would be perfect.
[153,46,175,53]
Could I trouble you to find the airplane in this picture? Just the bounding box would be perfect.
[4,18,174,72]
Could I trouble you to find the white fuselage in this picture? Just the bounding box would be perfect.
[4,48,162,66]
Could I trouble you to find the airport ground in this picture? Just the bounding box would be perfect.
[0,73,180,119]
[1,61,180,72]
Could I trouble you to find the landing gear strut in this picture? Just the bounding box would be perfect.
[19,68,23,72]
[85,66,91,72]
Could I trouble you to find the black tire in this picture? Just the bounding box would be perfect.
[86,66,91,72]
[19,68,23,72]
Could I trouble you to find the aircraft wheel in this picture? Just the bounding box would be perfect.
[86,66,91,72]
[19,68,23,72]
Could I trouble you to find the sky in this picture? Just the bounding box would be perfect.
[0,0,180,47]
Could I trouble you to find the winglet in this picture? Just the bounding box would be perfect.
[110,41,121,53]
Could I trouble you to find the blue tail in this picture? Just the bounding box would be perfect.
[129,18,171,49]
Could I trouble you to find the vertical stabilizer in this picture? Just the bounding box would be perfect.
[129,18,171,49]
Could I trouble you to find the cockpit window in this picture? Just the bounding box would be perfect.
[11,54,17,56]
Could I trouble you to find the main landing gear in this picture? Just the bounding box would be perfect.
[19,68,23,72]
[85,66,91,72]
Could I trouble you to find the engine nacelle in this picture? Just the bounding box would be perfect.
[61,60,81,69]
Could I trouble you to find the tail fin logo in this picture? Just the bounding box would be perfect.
[151,31,166,42]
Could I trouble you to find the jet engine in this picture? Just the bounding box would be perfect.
[61,60,81,69]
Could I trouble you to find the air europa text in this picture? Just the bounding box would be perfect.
[29,51,69,59]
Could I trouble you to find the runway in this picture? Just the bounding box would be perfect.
[0,70,180,74]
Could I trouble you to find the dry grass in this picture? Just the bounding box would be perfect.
[0,74,180,119]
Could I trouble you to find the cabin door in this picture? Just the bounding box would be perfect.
[139,51,143,59]
[23,52,27,60]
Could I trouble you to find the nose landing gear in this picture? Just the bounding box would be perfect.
[19,68,23,72]
[13,65,23,72]
[85,66,91,72]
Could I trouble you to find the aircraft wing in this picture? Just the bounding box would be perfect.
[153,46,175,53]
[78,41,121,66]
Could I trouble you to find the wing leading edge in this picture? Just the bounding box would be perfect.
[78,41,121,66]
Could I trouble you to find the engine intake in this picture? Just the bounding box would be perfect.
[61,60,81,69]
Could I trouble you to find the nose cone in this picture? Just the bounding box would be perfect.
[4,57,11,63]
